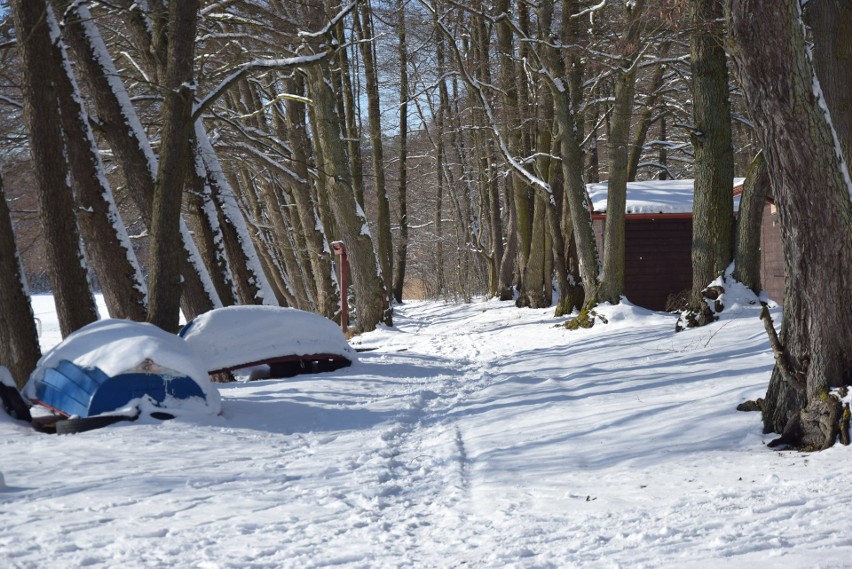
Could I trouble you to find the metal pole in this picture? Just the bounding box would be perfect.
[331,241,348,332]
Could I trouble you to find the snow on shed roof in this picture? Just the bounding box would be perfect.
[588,178,745,215]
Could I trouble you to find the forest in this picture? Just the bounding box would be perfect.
[0,0,850,450]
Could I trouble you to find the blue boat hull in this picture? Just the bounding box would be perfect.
[30,359,206,418]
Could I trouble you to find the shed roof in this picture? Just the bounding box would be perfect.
[588,178,746,215]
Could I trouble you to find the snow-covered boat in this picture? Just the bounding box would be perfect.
[23,319,221,424]
[179,305,356,379]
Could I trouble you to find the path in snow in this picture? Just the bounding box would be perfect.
[4,297,852,568]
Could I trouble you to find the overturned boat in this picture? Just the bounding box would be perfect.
[179,305,356,379]
[24,319,221,423]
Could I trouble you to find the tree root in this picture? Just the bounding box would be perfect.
[840,403,851,446]
[564,304,608,330]
[768,394,843,451]
[675,285,724,331]
[760,306,805,396]
[736,398,764,412]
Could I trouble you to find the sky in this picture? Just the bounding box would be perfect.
[2,285,851,568]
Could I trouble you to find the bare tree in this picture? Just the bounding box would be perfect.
[393,0,410,303]
[12,0,99,338]
[538,0,601,321]
[729,0,852,449]
[55,0,222,319]
[356,0,394,320]
[48,7,148,321]
[0,169,41,388]
[683,0,734,327]
[597,0,647,305]
[732,150,768,293]
[147,0,201,331]
[303,3,388,333]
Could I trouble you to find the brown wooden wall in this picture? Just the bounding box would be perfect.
[760,203,785,305]
[593,207,786,311]
[593,217,693,310]
[624,218,693,310]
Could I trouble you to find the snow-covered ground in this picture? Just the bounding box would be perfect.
[2,294,850,568]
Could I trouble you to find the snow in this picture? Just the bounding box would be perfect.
[180,305,356,372]
[2,294,851,567]
[589,178,746,214]
[0,366,15,389]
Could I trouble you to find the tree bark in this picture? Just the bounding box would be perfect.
[534,0,575,315]
[729,0,852,449]
[186,143,238,307]
[356,1,393,320]
[12,0,99,338]
[598,70,636,304]
[393,0,409,303]
[598,0,644,306]
[627,45,669,182]
[733,151,769,293]
[147,0,200,332]
[0,170,42,388]
[433,4,448,298]
[495,0,530,303]
[804,1,852,163]
[49,9,148,321]
[56,1,220,319]
[282,74,337,318]
[333,21,365,209]
[195,122,275,306]
[304,15,386,333]
[686,0,734,325]
[538,0,600,307]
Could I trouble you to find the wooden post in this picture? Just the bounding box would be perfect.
[331,241,348,332]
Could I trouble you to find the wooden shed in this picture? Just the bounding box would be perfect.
[588,179,784,311]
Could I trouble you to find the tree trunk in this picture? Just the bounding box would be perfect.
[598,66,638,304]
[12,0,99,338]
[393,0,409,303]
[539,0,600,307]
[356,1,393,319]
[147,0,200,332]
[235,168,307,309]
[56,1,220,319]
[804,1,852,163]
[658,115,669,180]
[49,9,148,321]
[195,123,275,306]
[522,195,548,308]
[186,143,238,307]
[534,0,575,314]
[599,0,645,305]
[627,45,669,182]
[686,0,734,325]
[733,151,769,293]
[552,86,600,304]
[496,0,530,302]
[0,170,42,388]
[333,21,365,209]
[305,52,386,332]
[282,74,337,318]
[729,0,852,450]
[433,5,448,298]
[232,169,299,308]
[585,109,601,184]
